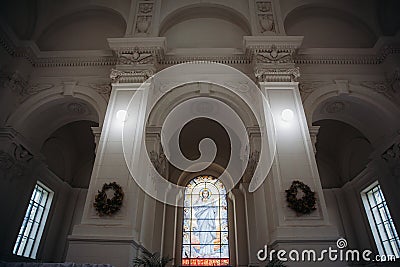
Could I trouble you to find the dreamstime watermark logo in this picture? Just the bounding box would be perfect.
[122,62,277,206]
[257,238,397,263]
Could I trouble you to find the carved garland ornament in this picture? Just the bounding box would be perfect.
[94,182,124,216]
[285,180,316,215]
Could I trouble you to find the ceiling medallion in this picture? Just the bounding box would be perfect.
[67,102,88,115]
[325,101,345,114]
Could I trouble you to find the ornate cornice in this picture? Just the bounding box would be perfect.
[1,26,400,68]
[160,55,251,65]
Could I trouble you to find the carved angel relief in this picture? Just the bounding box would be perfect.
[0,71,55,102]
[0,143,33,181]
[118,50,154,65]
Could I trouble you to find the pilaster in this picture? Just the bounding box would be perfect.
[245,36,340,264]
[67,38,167,267]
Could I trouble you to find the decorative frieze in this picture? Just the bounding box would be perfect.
[118,49,155,65]
[1,23,400,68]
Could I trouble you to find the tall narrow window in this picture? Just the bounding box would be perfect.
[13,181,54,259]
[362,182,400,258]
[182,176,229,266]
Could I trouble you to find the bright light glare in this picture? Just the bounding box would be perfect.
[281,109,294,122]
[116,110,127,122]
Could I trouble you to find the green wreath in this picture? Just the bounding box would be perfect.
[94,182,124,216]
[285,180,316,215]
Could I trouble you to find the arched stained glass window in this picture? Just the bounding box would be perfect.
[182,176,229,266]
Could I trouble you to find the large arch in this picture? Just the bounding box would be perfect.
[303,83,400,146]
[6,85,107,150]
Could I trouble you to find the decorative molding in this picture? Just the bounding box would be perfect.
[0,26,399,68]
[255,45,293,64]
[87,83,112,100]
[255,67,300,82]
[244,36,303,82]
[161,55,251,65]
[118,50,155,65]
[110,69,153,83]
[298,81,333,101]
[360,81,389,94]
[108,38,165,83]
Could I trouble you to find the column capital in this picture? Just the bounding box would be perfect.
[108,37,167,83]
[244,36,303,83]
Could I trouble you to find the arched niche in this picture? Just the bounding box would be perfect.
[284,5,377,48]
[159,4,251,49]
[36,8,126,50]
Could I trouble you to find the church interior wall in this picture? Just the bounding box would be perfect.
[0,0,399,266]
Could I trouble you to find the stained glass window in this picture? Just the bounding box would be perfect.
[182,175,229,266]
